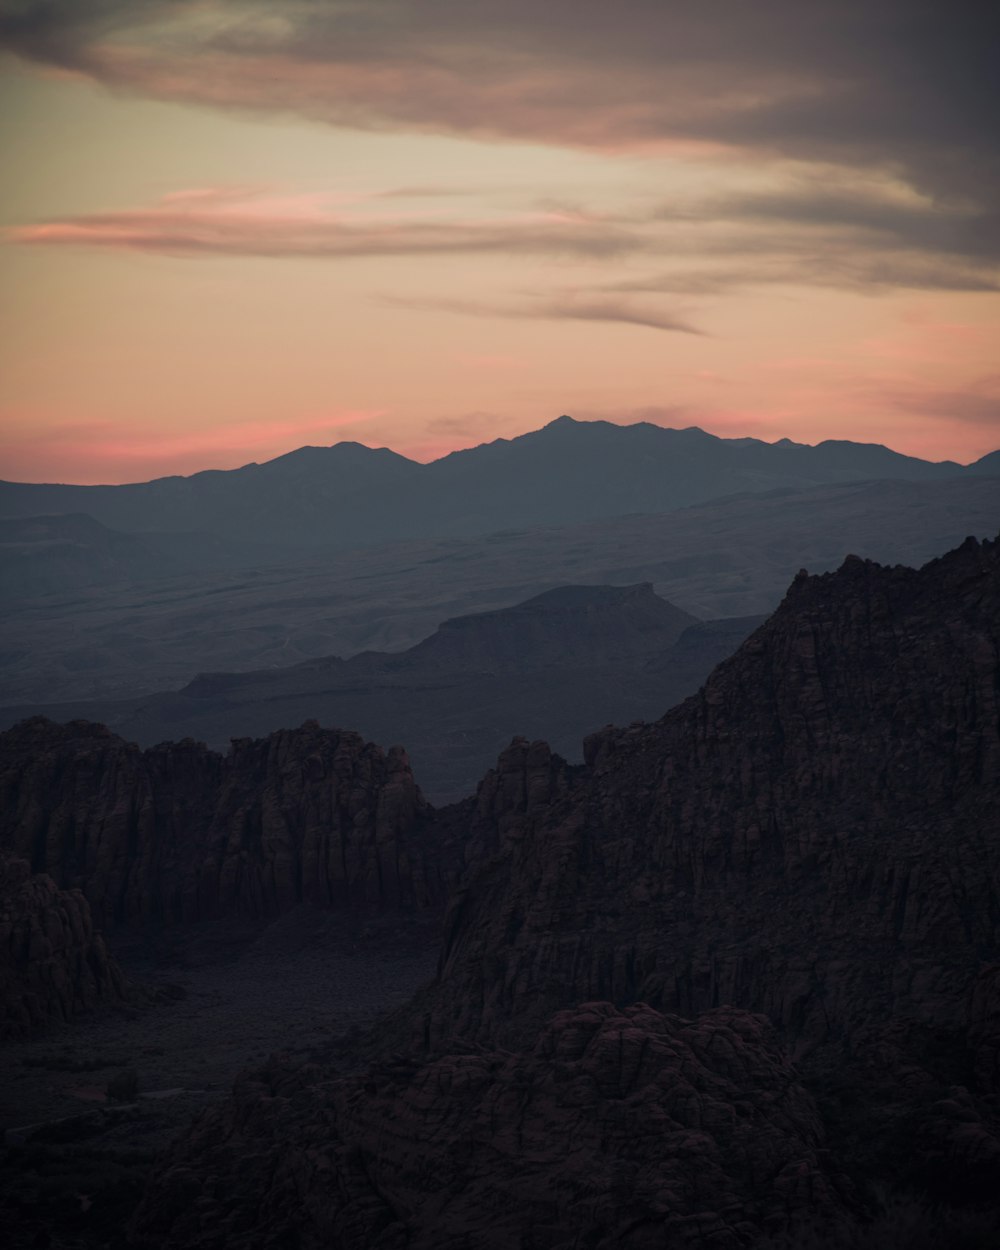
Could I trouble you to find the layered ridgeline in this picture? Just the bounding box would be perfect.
[4,584,756,803]
[2,417,996,553]
[5,537,999,1243]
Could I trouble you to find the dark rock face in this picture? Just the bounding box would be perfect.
[0,855,127,1039]
[133,1001,851,1249]
[0,720,439,928]
[427,537,1000,1055]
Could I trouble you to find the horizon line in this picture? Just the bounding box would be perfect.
[1,414,992,488]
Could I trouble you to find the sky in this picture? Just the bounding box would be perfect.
[0,0,998,483]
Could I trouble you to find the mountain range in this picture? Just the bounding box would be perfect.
[2,417,997,555]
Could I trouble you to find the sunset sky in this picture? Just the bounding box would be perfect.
[1,0,997,483]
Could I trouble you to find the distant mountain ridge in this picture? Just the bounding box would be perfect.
[1,417,993,551]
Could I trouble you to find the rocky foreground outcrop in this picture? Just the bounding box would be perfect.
[132,1001,852,1249]
[0,855,127,1038]
[0,721,441,928]
[423,537,1000,1057]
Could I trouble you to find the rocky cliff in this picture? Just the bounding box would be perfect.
[0,855,127,1039]
[424,536,1000,1055]
[0,720,440,928]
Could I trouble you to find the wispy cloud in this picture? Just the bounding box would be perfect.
[383,293,704,335]
[8,172,995,299]
[6,188,637,260]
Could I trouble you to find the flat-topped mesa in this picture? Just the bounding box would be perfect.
[408,581,698,673]
[0,855,127,1039]
[425,535,1000,1055]
[0,719,439,928]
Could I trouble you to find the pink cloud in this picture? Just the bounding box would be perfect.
[7,188,636,260]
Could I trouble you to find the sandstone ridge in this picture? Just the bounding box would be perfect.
[0,721,440,928]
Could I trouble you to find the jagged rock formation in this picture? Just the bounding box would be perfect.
[0,721,440,928]
[424,537,1000,1056]
[0,855,127,1039]
[132,1001,852,1249]
[381,534,999,1216]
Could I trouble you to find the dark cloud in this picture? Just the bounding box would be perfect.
[699,185,1000,265]
[2,0,997,210]
[539,298,703,335]
[609,255,999,297]
[383,293,704,335]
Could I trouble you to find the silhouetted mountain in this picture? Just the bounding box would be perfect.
[0,441,422,550]
[415,416,971,534]
[968,448,1000,475]
[0,418,989,551]
[3,585,751,802]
